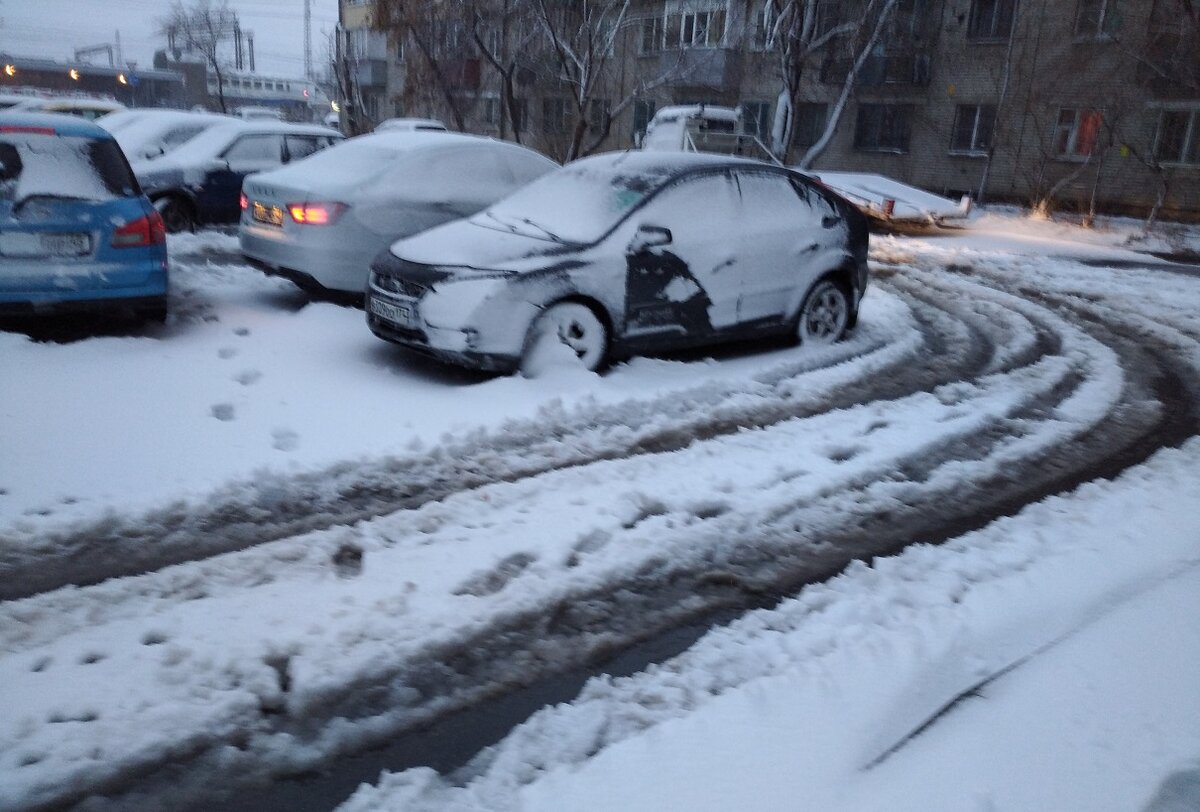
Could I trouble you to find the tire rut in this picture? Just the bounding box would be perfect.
[0,279,989,602]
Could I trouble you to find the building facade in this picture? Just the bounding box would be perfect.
[345,0,1200,219]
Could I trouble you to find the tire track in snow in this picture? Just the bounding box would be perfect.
[0,280,987,601]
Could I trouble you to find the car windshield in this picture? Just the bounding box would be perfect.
[474,160,674,244]
[0,131,138,203]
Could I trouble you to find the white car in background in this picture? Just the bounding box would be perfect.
[98,109,233,162]
[10,96,126,121]
[374,117,447,133]
[239,131,557,298]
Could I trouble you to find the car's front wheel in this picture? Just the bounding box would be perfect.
[521,302,609,375]
[154,196,195,233]
[796,277,851,346]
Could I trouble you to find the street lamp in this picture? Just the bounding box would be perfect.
[3,65,15,78]
[68,68,80,81]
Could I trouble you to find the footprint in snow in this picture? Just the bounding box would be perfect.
[234,327,250,337]
[211,403,236,421]
[217,347,237,360]
[234,369,263,386]
[272,428,299,451]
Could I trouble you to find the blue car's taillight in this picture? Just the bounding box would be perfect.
[111,210,167,248]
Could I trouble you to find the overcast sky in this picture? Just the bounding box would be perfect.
[0,0,339,79]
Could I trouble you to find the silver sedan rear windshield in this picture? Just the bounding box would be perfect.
[0,131,138,203]
[475,162,673,245]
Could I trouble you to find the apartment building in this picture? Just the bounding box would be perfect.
[346,0,1199,219]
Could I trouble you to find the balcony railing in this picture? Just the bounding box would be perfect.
[658,47,740,89]
[821,53,931,87]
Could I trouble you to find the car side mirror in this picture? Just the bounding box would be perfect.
[628,224,672,254]
[206,158,231,173]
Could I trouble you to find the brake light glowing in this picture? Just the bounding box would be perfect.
[111,210,167,248]
[0,125,55,135]
[239,192,248,211]
[287,202,346,225]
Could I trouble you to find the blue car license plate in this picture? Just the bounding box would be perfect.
[0,232,91,257]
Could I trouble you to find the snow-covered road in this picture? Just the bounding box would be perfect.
[1,214,1198,811]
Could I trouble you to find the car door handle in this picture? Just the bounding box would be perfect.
[822,216,840,228]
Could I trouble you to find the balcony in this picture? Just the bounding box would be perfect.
[821,53,931,87]
[354,59,388,89]
[657,48,740,90]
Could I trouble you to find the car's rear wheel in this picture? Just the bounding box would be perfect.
[796,277,851,346]
[154,196,195,233]
[521,302,609,375]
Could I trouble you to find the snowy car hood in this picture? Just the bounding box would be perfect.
[389,217,572,273]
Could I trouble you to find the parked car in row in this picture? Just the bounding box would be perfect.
[10,96,127,121]
[98,109,233,163]
[133,120,341,232]
[0,112,168,320]
[374,118,447,133]
[366,151,869,373]
[239,131,557,297]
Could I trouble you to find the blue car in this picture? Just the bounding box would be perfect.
[0,112,168,320]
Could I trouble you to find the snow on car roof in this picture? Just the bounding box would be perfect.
[649,105,740,124]
[149,119,340,165]
[247,131,533,197]
[0,110,113,139]
[576,149,776,176]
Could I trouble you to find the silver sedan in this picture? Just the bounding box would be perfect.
[239,132,558,298]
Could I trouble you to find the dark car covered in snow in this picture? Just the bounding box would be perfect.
[366,151,869,373]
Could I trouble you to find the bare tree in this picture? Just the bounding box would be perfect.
[160,0,240,113]
[795,0,901,168]
[376,0,480,131]
[531,0,702,161]
[759,0,855,161]
[468,0,541,143]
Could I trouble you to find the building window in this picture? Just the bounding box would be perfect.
[542,97,570,134]
[853,104,912,152]
[742,101,771,139]
[633,99,656,139]
[813,0,843,38]
[1074,0,1121,38]
[1154,109,1199,164]
[793,103,828,148]
[665,9,726,49]
[640,16,663,54]
[587,98,610,134]
[482,96,499,126]
[950,104,995,153]
[968,0,1016,41]
[752,4,776,50]
[1053,108,1103,158]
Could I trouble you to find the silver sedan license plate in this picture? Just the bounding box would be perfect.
[369,296,415,327]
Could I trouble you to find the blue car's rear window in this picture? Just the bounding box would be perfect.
[0,131,138,203]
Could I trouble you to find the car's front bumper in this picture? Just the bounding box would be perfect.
[365,307,517,372]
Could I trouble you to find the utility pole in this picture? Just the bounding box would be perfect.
[304,0,313,79]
